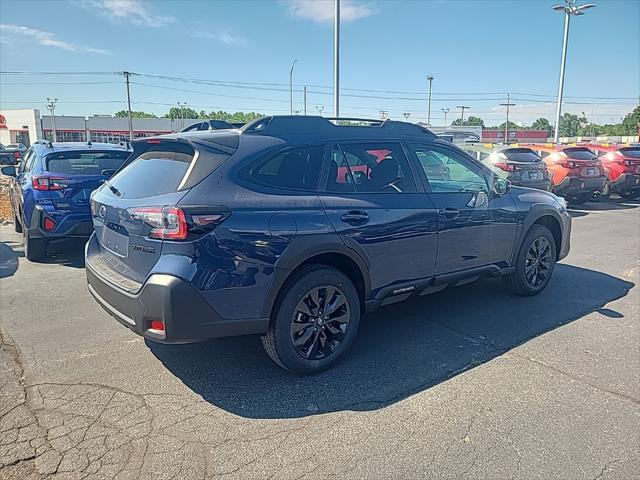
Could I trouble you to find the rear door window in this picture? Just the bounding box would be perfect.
[44,150,129,175]
[327,143,417,193]
[241,145,324,192]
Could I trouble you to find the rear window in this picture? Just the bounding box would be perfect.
[45,150,129,175]
[502,148,541,163]
[563,148,597,160]
[107,143,229,199]
[619,147,640,159]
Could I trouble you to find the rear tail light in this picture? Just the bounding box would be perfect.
[128,206,227,240]
[128,206,187,240]
[493,162,515,172]
[32,176,69,191]
[43,217,56,231]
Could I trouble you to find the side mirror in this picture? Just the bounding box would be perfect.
[1,166,16,177]
[493,177,510,195]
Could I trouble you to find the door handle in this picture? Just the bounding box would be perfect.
[341,211,369,225]
[438,207,461,218]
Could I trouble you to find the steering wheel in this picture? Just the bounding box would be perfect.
[380,180,403,193]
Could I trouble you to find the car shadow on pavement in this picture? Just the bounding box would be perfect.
[148,263,634,419]
[0,238,85,274]
[569,198,640,217]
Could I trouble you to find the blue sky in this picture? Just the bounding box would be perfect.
[1,0,638,126]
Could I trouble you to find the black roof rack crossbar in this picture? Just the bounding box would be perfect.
[241,115,435,139]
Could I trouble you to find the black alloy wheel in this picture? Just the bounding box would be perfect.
[290,285,351,361]
[524,237,553,288]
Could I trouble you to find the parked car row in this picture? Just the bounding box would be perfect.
[0,142,26,165]
[462,142,640,204]
[2,117,572,373]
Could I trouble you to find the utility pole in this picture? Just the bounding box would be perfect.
[426,75,434,125]
[304,85,307,115]
[379,110,389,120]
[552,0,596,143]
[456,105,470,123]
[45,97,58,142]
[123,71,134,142]
[334,0,340,117]
[289,59,298,115]
[441,108,450,126]
[499,94,516,143]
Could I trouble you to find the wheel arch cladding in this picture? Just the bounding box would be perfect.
[532,215,562,260]
[263,243,369,319]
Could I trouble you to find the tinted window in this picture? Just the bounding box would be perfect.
[563,148,597,160]
[108,144,197,199]
[243,146,324,192]
[411,145,487,193]
[502,148,541,163]
[327,143,416,193]
[619,147,640,159]
[20,149,35,173]
[45,150,129,175]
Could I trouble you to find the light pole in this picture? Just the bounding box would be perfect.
[499,94,516,143]
[456,105,469,124]
[334,0,340,117]
[403,112,411,121]
[379,110,389,120]
[123,71,134,141]
[177,102,186,131]
[441,108,450,126]
[46,97,58,142]
[426,75,434,126]
[315,105,325,116]
[552,0,596,143]
[289,59,298,115]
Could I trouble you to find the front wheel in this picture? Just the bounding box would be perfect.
[261,265,360,374]
[23,230,47,262]
[619,189,640,200]
[503,225,557,296]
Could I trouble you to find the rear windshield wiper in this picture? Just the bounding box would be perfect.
[104,180,121,197]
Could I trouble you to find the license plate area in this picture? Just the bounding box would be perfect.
[524,170,542,181]
[101,224,129,258]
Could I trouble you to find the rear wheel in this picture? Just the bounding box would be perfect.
[619,189,640,200]
[23,230,47,262]
[13,213,22,233]
[597,182,611,201]
[504,224,557,296]
[261,265,360,374]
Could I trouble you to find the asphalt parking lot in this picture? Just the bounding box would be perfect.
[1,199,638,480]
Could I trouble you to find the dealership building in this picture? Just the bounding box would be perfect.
[0,109,197,146]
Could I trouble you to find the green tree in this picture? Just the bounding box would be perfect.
[114,110,157,118]
[621,105,640,135]
[558,112,587,137]
[531,117,553,136]
[451,115,484,127]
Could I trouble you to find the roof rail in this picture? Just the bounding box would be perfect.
[241,115,435,139]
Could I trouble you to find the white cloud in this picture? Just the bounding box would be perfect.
[192,27,248,47]
[75,0,175,27]
[0,24,109,54]
[285,0,377,23]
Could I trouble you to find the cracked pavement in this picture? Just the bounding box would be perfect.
[1,200,639,479]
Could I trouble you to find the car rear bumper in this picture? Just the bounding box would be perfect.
[552,175,606,198]
[28,206,93,239]
[610,173,640,193]
[85,236,269,343]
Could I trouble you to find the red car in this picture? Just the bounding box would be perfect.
[523,144,607,204]
[583,144,640,199]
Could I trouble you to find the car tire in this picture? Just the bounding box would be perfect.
[619,190,640,200]
[13,213,22,234]
[597,182,611,201]
[261,265,360,374]
[23,230,47,262]
[568,194,591,205]
[503,224,557,296]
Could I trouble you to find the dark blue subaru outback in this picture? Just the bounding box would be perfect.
[86,116,571,373]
